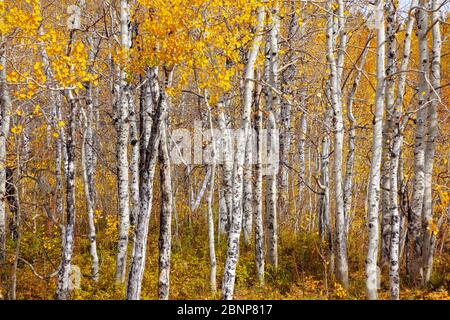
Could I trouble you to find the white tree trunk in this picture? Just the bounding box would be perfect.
[366,0,386,300]
[126,69,164,300]
[295,109,307,234]
[422,0,441,284]
[221,6,265,300]
[381,0,397,270]
[207,106,217,293]
[327,1,348,288]
[279,1,299,218]
[344,35,371,239]
[81,64,99,282]
[129,96,139,228]
[388,0,418,300]
[318,103,334,274]
[254,83,264,286]
[409,0,430,284]
[218,110,233,238]
[55,92,78,300]
[391,3,418,286]
[266,111,278,270]
[39,28,66,221]
[0,40,11,263]
[115,0,132,283]
[242,135,253,246]
[158,121,173,300]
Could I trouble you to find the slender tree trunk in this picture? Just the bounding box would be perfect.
[218,109,233,237]
[366,0,386,300]
[129,97,140,227]
[39,28,65,221]
[0,39,11,264]
[279,1,299,219]
[296,99,307,234]
[327,1,348,288]
[191,167,211,212]
[389,105,402,300]
[242,134,253,246]
[381,0,397,270]
[55,92,78,300]
[218,177,227,239]
[126,69,165,300]
[221,6,265,300]
[206,106,217,293]
[10,140,21,300]
[81,75,99,282]
[266,112,278,270]
[318,104,334,275]
[344,35,371,239]
[158,121,173,300]
[254,77,264,286]
[388,0,418,299]
[422,0,441,284]
[409,0,430,285]
[264,4,280,269]
[115,0,132,283]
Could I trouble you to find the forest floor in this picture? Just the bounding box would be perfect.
[7,215,450,300]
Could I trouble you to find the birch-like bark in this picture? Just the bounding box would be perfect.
[9,142,21,300]
[81,49,99,281]
[279,1,299,218]
[264,4,279,269]
[254,76,264,286]
[381,0,397,269]
[318,104,333,275]
[86,35,100,281]
[129,95,140,227]
[128,70,154,232]
[218,109,233,237]
[158,121,172,300]
[423,0,441,284]
[55,92,78,300]
[409,0,429,284]
[268,5,285,222]
[266,111,278,270]
[295,91,307,234]
[39,27,65,220]
[389,102,402,300]
[206,106,217,293]
[191,167,211,212]
[126,69,164,300]
[221,6,265,300]
[343,35,370,239]
[0,39,11,263]
[242,134,253,246]
[54,105,65,220]
[115,0,132,283]
[388,0,418,300]
[366,0,386,300]
[139,69,154,172]
[293,3,306,234]
[390,1,418,286]
[218,178,227,239]
[327,1,348,288]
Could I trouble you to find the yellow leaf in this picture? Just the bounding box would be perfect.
[11,125,23,135]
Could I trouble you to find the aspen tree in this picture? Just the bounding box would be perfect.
[409,0,430,285]
[114,0,132,283]
[221,6,265,300]
[366,0,386,300]
[422,0,442,284]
